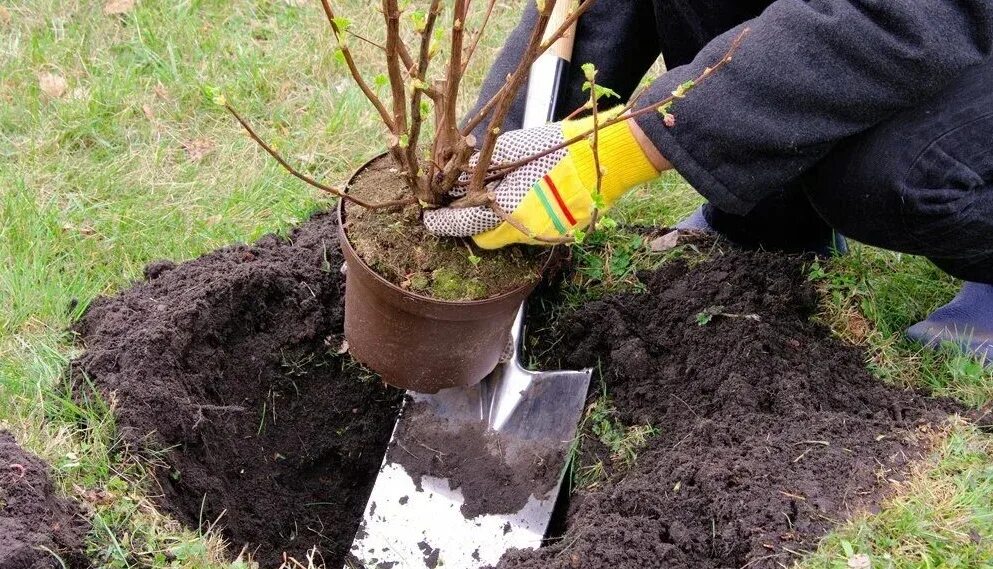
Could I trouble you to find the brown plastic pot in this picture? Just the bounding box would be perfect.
[337,157,548,393]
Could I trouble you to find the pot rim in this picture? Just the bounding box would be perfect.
[337,153,554,308]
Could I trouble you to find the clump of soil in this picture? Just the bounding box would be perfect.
[498,248,956,569]
[0,431,90,569]
[71,213,402,568]
[388,401,564,519]
[345,155,547,301]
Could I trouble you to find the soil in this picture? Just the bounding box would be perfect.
[496,247,958,569]
[0,431,90,569]
[387,400,564,519]
[68,209,959,569]
[344,155,547,301]
[70,213,403,568]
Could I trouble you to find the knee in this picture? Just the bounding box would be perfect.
[804,124,992,250]
[800,136,909,244]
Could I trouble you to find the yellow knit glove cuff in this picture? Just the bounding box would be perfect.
[471,108,660,249]
[560,108,660,207]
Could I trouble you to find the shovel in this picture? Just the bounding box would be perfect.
[346,4,586,566]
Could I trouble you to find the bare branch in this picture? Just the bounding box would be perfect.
[439,0,468,148]
[318,0,395,131]
[460,81,508,136]
[407,0,443,200]
[460,0,498,75]
[465,3,554,197]
[346,29,386,51]
[587,70,603,234]
[467,28,751,184]
[463,0,598,136]
[382,0,409,134]
[226,105,416,211]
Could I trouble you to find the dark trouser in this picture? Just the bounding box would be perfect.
[649,1,993,284]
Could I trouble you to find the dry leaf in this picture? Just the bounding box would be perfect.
[103,0,135,15]
[0,6,12,26]
[83,488,116,505]
[182,138,216,161]
[205,214,223,226]
[847,554,871,569]
[153,84,169,100]
[63,223,97,236]
[141,103,155,121]
[38,71,68,98]
[649,230,680,252]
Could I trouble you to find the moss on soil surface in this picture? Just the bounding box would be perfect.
[344,155,548,301]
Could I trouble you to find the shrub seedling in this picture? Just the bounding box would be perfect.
[225,1,750,244]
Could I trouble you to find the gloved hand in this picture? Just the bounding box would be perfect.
[423,109,660,249]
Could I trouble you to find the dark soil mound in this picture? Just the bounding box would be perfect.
[71,213,402,568]
[498,249,955,569]
[0,431,90,569]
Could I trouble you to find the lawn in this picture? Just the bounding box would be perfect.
[1,1,991,567]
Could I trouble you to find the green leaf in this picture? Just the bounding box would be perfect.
[581,62,597,82]
[695,305,725,326]
[332,48,346,65]
[593,84,619,101]
[409,9,427,32]
[572,229,587,244]
[203,84,224,106]
[807,260,826,281]
[373,73,388,88]
[169,541,207,561]
[608,250,631,278]
[468,254,481,266]
[672,79,696,98]
[398,134,409,148]
[332,16,351,32]
[599,216,618,230]
[590,191,606,209]
[579,253,604,280]
[428,33,442,57]
[420,100,430,118]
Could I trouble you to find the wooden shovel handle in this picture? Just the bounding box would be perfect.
[544,0,578,62]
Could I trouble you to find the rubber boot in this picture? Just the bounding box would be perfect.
[906,282,993,366]
[676,205,848,257]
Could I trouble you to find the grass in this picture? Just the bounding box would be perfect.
[1,0,991,567]
[567,372,661,489]
[798,418,993,569]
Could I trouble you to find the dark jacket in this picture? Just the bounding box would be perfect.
[468,0,993,215]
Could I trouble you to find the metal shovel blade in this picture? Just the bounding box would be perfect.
[346,306,592,568]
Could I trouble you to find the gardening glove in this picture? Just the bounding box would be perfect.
[423,109,660,249]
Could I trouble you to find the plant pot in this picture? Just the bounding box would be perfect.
[336,158,547,393]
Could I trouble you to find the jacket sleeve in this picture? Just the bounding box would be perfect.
[464,0,661,141]
[635,0,993,215]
